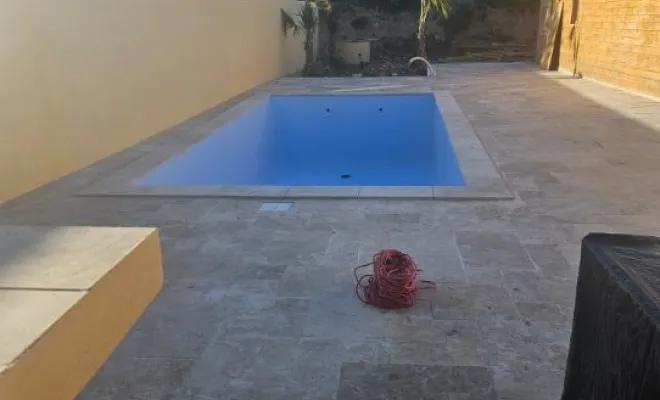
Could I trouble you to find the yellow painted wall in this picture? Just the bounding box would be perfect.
[0,0,305,203]
[538,0,660,97]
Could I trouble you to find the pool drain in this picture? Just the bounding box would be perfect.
[341,174,352,179]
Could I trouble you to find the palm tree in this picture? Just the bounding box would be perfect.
[283,0,331,72]
[418,0,450,58]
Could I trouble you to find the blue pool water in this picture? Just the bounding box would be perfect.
[138,94,465,187]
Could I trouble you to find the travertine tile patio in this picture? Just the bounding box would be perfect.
[2,63,660,399]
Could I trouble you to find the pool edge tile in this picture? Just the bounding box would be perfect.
[79,185,291,198]
[358,186,434,199]
[433,186,514,200]
[285,186,359,198]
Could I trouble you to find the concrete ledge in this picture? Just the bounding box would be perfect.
[0,226,163,400]
[358,186,434,199]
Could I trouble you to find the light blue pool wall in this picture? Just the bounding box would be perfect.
[138,94,465,186]
[268,95,437,171]
[141,99,274,185]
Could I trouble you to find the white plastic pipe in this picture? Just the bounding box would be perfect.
[408,57,437,77]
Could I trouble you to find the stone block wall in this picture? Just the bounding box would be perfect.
[538,0,660,97]
[329,3,538,59]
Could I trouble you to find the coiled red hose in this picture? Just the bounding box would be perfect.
[354,249,436,309]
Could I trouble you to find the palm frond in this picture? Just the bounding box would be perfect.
[298,2,318,32]
[315,0,332,14]
[281,8,301,37]
[428,0,450,18]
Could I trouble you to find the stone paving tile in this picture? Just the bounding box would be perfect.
[297,338,347,400]
[478,319,570,367]
[201,383,305,400]
[279,265,353,298]
[443,321,493,367]
[320,232,360,267]
[345,339,392,364]
[364,212,422,224]
[185,338,260,396]
[524,244,574,275]
[252,213,311,230]
[512,213,574,245]
[237,337,303,392]
[188,337,302,398]
[413,252,467,283]
[218,279,281,317]
[216,298,309,339]
[190,336,347,400]
[523,196,649,224]
[112,285,225,359]
[154,199,221,223]
[492,362,565,400]
[456,231,536,270]
[77,356,194,400]
[337,363,497,400]
[162,252,271,289]
[264,228,334,267]
[465,267,506,286]
[502,269,577,305]
[304,286,396,344]
[430,283,519,320]
[515,301,574,325]
[3,64,658,399]
[231,263,288,282]
[390,318,489,366]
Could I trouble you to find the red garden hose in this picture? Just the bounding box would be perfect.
[354,249,436,309]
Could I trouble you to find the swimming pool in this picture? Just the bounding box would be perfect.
[138,94,465,187]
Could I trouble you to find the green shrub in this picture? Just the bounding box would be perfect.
[445,0,476,37]
[332,0,419,12]
[350,16,370,30]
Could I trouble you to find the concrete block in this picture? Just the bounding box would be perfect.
[0,226,163,400]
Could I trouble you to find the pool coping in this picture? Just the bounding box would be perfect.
[79,88,512,200]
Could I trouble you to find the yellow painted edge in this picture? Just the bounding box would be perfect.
[0,230,163,400]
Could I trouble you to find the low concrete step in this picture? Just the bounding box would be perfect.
[0,226,163,400]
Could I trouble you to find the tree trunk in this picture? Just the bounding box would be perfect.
[417,21,427,58]
[305,31,314,69]
[318,12,330,63]
[417,1,429,58]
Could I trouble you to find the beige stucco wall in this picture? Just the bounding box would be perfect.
[0,0,305,203]
[336,41,372,64]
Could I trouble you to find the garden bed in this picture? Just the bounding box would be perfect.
[303,45,534,77]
